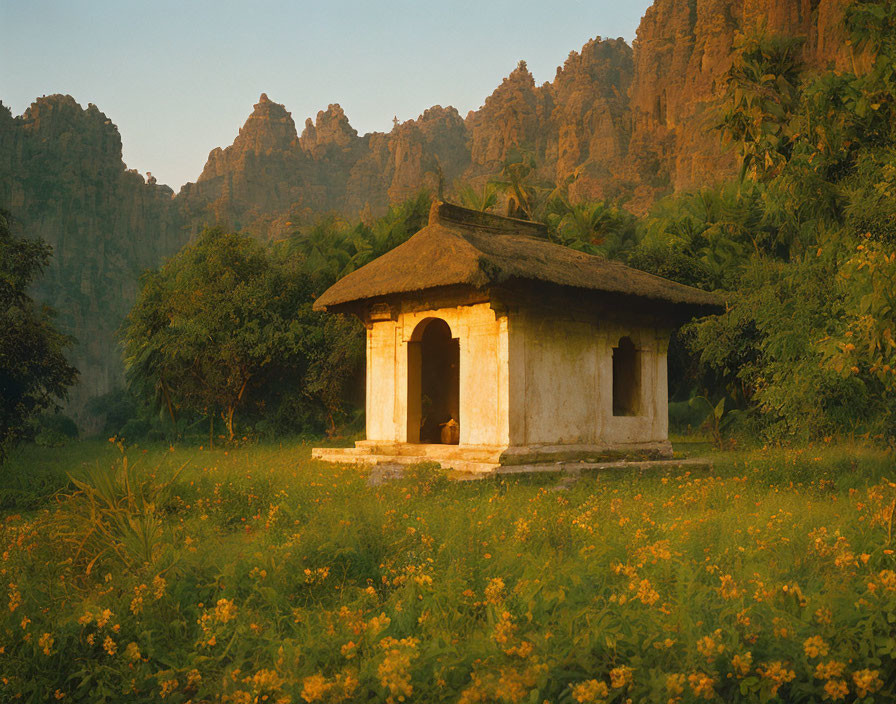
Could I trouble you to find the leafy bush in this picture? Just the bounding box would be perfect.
[31,412,78,447]
[55,443,185,572]
[668,398,711,435]
[632,7,896,442]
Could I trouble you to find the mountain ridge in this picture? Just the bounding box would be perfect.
[0,0,855,425]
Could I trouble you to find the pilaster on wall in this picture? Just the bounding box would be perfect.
[495,313,510,447]
[653,331,671,440]
[594,331,613,440]
[366,320,399,442]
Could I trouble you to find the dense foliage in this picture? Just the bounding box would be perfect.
[0,209,78,463]
[120,195,433,442]
[627,2,896,442]
[1,440,894,702]
[122,228,365,443]
[115,0,896,446]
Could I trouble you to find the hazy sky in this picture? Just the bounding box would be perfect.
[2,0,653,191]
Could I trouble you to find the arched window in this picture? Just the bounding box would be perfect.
[406,318,460,443]
[612,336,640,417]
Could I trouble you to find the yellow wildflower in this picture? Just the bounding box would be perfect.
[152,574,167,600]
[333,669,359,700]
[665,673,686,696]
[159,677,178,698]
[493,610,515,646]
[803,635,829,658]
[757,661,795,697]
[367,613,391,635]
[485,577,505,604]
[505,639,535,658]
[8,584,21,612]
[130,584,147,615]
[300,674,330,702]
[697,631,725,660]
[852,669,883,698]
[96,608,113,629]
[772,617,790,639]
[634,578,660,605]
[815,607,832,625]
[103,635,117,656]
[214,598,237,623]
[609,665,633,689]
[718,574,742,599]
[377,637,418,704]
[688,672,716,699]
[879,569,896,591]
[815,660,846,680]
[823,679,849,701]
[245,669,283,693]
[304,567,330,584]
[732,652,752,677]
[38,632,54,655]
[571,679,609,703]
[124,642,141,661]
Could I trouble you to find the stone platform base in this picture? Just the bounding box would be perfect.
[311,439,677,476]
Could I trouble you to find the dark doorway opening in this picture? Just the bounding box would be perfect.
[612,336,640,417]
[407,318,460,443]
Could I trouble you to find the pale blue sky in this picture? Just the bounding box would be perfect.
[1,1,652,191]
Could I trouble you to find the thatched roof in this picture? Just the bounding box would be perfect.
[314,201,723,313]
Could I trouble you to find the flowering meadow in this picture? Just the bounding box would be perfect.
[1,439,895,703]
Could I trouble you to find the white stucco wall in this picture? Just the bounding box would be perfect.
[365,301,509,447]
[507,305,670,452]
[364,295,671,457]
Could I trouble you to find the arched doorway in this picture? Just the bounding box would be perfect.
[612,336,641,416]
[407,318,460,443]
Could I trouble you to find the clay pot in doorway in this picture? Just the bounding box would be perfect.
[440,418,459,445]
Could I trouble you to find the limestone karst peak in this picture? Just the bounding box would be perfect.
[300,103,359,157]
[231,94,298,153]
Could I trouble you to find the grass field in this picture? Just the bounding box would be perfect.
[1,438,895,703]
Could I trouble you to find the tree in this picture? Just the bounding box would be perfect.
[0,210,78,462]
[457,182,498,213]
[123,228,310,443]
[718,33,804,182]
[542,187,639,259]
[490,148,555,221]
[638,6,896,441]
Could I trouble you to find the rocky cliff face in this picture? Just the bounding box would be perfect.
[626,0,853,210]
[177,93,308,239]
[544,38,634,202]
[466,61,547,174]
[0,95,187,426]
[178,0,853,226]
[0,0,857,425]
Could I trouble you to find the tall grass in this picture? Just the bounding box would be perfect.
[0,439,893,702]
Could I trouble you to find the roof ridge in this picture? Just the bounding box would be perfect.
[429,200,548,237]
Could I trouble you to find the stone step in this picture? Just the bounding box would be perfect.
[310,448,369,464]
[492,456,713,476]
[312,447,712,479]
[353,441,503,462]
[311,447,500,474]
